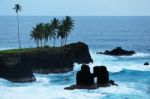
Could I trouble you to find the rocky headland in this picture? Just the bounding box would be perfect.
[0,42,93,82]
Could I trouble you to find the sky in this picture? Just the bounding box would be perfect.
[0,0,150,16]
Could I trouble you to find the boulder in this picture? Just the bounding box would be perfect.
[93,66,109,85]
[0,57,36,82]
[76,64,94,86]
[65,65,118,90]
[97,47,135,56]
[144,62,149,66]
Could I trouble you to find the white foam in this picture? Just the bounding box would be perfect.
[120,52,150,58]
[0,81,144,99]
[0,50,149,99]
[88,50,150,72]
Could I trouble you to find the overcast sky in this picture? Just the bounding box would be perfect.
[0,0,150,16]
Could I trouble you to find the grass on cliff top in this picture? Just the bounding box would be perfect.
[0,47,64,54]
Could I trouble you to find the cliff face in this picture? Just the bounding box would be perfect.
[0,42,93,82]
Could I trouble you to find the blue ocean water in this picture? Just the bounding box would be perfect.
[0,16,150,99]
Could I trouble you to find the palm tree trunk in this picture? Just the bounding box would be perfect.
[36,40,39,48]
[17,13,21,49]
[61,38,63,46]
[62,38,65,46]
[64,36,67,45]
[37,40,39,48]
[44,38,46,46]
[53,37,56,47]
[37,42,39,48]
[40,40,42,47]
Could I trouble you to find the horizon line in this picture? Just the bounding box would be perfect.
[0,15,150,17]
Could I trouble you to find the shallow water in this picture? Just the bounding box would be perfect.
[0,16,150,99]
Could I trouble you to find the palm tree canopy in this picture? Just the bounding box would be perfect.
[57,16,74,38]
[57,23,66,39]
[51,18,59,37]
[51,18,59,29]
[13,4,22,13]
[30,23,44,40]
[64,16,74,32]
[44,23,53,40]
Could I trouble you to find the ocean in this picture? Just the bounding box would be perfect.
[0,16,150,99]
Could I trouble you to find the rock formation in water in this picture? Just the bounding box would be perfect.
[144,62,149,66]
[0,42,93,82]
[65,65,118,90]
[97,47,135,56]
[93,66,109,85]
[76,64,94,86]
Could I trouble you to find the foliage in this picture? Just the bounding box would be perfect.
[30,16,74,47]
[13,4,22,49]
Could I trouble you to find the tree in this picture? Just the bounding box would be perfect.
[57,21,66,46]
[63,16,74,45]
[51,18,59,47]
[13,4,22,49]
[30,27,40,47]
[37,23,44,47]
[44,23,53,46]
[30,16,75,47]
[57,16,74,46]
[30,23,44,47]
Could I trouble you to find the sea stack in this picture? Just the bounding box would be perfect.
[93,66,109,86]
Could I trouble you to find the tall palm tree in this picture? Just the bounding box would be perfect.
[13,4,22,49]
[30,23,44,47]
[64,16,74,45]
[44,23,53,46]
[37,23,44,47]
[57,21,66,46]
[58,16,74,46]
[51,18,59,47]
[30,27,40,47]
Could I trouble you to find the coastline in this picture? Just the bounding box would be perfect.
[0,42,93,82]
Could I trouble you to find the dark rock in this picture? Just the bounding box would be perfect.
[76,64,94,86]
[93,66,109,85]
[109,80,118,86]
[0,58,36,83]
[0,42,93,82]
[21,42,93,74]
[64,42,93,64]
[64,84,99,90]
[65,80,118,90]
[0,57,4,67]
[144,62,149,66]
[98,47,135,56]
[65,65,118,90]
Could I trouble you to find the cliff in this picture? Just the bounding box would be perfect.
[0,42,93,82]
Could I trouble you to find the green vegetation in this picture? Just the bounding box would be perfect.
[51,18,59,47]
[30,16,74,47]
[0,48,41,54]
[13,4,22,50]
[58,16,74,46]
[0,47,63,54]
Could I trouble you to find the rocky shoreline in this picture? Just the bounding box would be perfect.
[0,42,93,82]
[97,47,135,56]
